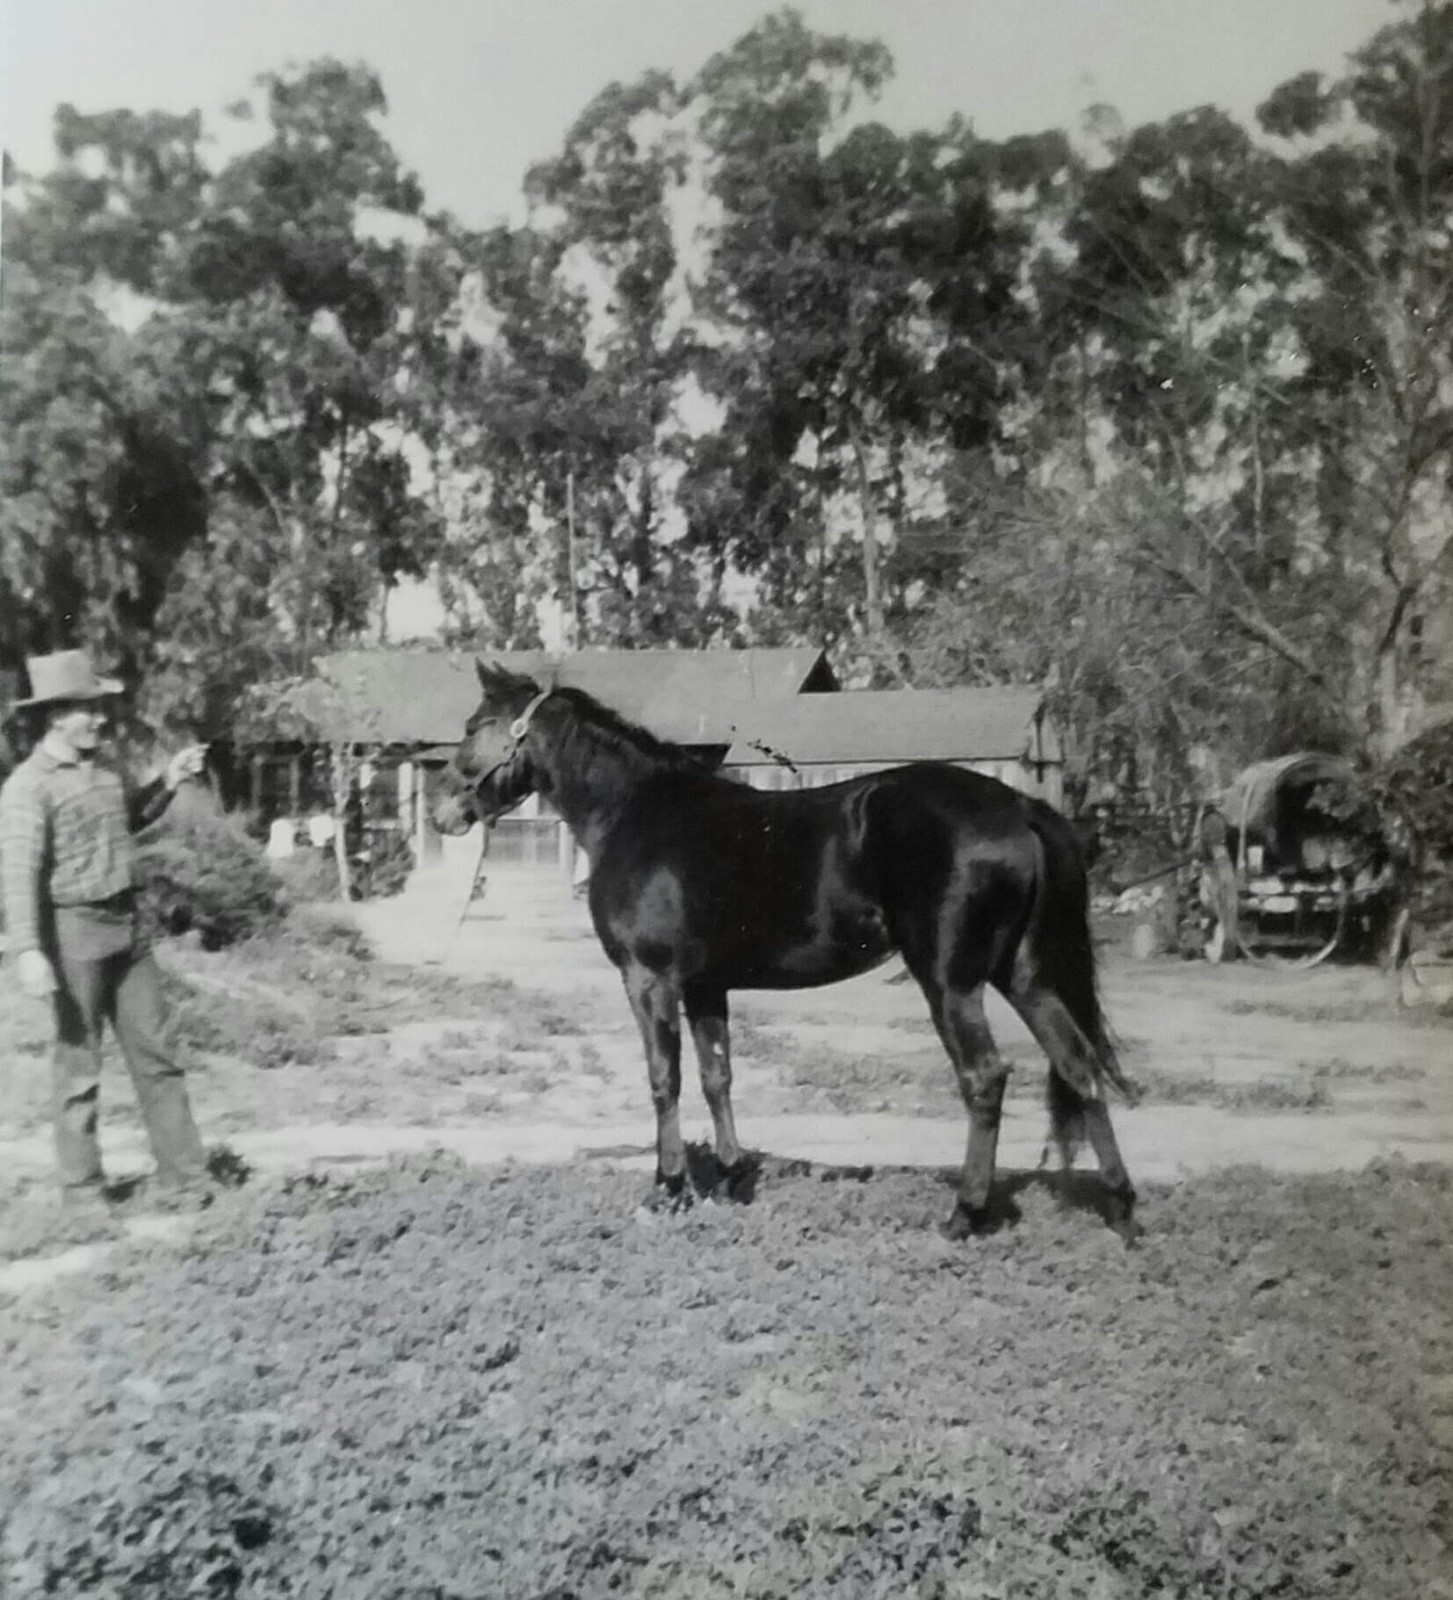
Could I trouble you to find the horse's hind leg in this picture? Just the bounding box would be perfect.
[683,982,749,1197]
[928,985,1011,1240]
[621,965,687,1202]
[1006,981,1137,1239]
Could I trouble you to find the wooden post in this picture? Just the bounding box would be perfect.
[330,745,353,901]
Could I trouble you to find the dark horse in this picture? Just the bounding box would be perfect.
[434,662,1138,1240]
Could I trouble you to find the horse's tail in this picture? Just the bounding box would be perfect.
[1021,800,1138,1162]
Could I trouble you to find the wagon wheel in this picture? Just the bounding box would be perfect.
[1381,905,1414,973]
[1203,914,1232,964]
[1231,885,1349,970]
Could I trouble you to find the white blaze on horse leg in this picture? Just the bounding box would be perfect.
[692,1012,742,1170]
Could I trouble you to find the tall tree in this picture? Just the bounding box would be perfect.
[0,260,208,681]
[685,13,1022,657]
[522,71,710,644]
[434,221,593,649]
[686,10,897,646]
[1257,1,1453,747]
[3,62,462,728]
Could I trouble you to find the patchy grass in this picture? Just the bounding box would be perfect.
[1222,995,1382,1026]
[0,910,612,1183]
[1,1156,1447,1599]
[777,1040,959,1115]
[1218,988,1453,1031]
[1125,1064,1334,1113]
[747,1030,1343,1120]
[1311,1056,1424,1084]
[723,1013,785,1059]
[577,1041,610,1080]
[163,908,530,1062]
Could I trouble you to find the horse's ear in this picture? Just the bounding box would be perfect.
[475,658,539,698]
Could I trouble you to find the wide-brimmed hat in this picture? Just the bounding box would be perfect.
[12,650,124,709]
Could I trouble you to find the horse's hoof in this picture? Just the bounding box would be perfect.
[1105,1191,1142,1248]
[642,1175,693,1217]
[722,1157,757,1204]
[938,1203,989,1242]
[1113,1213,1144,1249]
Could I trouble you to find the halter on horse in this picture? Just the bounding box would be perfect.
[435,660,1139,1242]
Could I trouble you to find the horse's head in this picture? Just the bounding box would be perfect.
[431,660,552,835]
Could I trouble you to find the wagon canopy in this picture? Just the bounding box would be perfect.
[1213,752,1383,873]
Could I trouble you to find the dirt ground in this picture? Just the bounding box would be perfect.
[352,858,1453,1181]
[1,855,1449,1289]
[3,861,1450,1597]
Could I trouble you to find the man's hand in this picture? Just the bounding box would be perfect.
[165,743,209,791]
[16,949,56,1000]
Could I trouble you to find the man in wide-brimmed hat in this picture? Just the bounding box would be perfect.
[0,650,214,1210]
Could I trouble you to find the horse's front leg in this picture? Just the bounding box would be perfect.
[683,982,750,1199]
[622,964,687,1201]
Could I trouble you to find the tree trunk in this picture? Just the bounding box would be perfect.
[330,745,354,901]
[1244,331,1266,564]
[850,427,884,638]
[1375,638,1407,758]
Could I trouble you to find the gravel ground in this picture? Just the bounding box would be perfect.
[2,1152,1449,1599]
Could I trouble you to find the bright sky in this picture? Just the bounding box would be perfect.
[3,0,1393,229]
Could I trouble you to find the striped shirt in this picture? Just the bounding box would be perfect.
[0,741,169,953]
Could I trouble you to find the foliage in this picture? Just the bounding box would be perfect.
[4,1,1451,800]
[683,15,1018,652]
[3,61,460,730]
[236,661,385,901]
[134,806,289,948]
[3,1158,1449,1598]
[351,827,414,900]
[1375,717,1453,937]
[158,906,521,1070]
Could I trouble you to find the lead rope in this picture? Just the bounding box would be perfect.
[423,687,554,967]
[425,824,492,966]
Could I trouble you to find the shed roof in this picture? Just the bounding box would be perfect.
[723,688,1059,768]
[309,647,835,746]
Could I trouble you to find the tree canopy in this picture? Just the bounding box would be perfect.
[4,3,1449,802]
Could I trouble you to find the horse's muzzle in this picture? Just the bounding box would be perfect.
[431,776,479,837]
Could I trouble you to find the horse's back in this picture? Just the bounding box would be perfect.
[589,762,1055,991]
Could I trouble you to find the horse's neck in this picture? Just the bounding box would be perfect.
[536,720,668,852]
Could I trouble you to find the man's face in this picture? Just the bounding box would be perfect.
[47,700,109,756]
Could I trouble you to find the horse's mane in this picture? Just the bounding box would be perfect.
[550,686,713,780]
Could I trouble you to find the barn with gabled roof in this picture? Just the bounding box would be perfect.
[239,650,1063,883]
[722,687,1064,807]
[242,647,839,867]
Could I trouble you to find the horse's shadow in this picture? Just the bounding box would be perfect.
[682,1143,1122,1234]
[101,1174,147,1205]
[929,1164,1128,1234]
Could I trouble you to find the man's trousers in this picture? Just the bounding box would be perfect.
[49,908,207,1191]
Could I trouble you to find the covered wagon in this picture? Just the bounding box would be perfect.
[1190,753,1403,967]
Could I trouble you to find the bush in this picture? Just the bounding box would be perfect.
[265,830,415,904]
[351,828,414,900]
[135,808,289,949]
[268,848,342,904]
[1375,719,1453,942]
